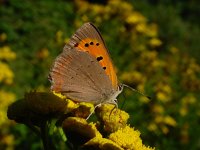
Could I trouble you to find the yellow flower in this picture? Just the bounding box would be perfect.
[136,23,147,33]
[163,116,177,127]
[1,134,14,149]
[24,92,68,115]
[179,106,188,116]
[152,104,164,114]
[151,59,165,69]
[62,117,102,145]
[154,115,163,124]
[145,23,158,37]
[109,126,155,150]
[156,92,170,102]
[84,137,123,150]
[182,95,196,105]
[0,33,7,42]
[0,46,16,60]
[160,125,169,134]
[148,123,158,132]
[139,96,150,104]
[55,30,63,44]
[0,90,15,126]
[96,104,129,133]
[52,91,66,99]
[170,46,179,54]
[120,71,144,85]
[36,48,49,59]
[126,12,146,25]
[149,38,162,47]
[0,62,14,84]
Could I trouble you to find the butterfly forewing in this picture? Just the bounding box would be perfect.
[66,22,118,90]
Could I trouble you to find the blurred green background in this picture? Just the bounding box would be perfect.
[0,0,200,149]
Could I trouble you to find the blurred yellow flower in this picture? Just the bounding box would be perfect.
[160,125,169,134]
[154,115,163,124]
[0,46,16,60]
[0,33,7,42]
[152,59,165,68]
[148,123,158,132]
[0,90,15,126]
[36,48,49,59]
[1,134,15,149]
[162,84,172,94]
[179,95,197,116]
[145,23,158,37]
[120,71,145,85]
[182,94,196,104]
[141,50,158,60]
[179,106,188,116]
[126,12,146,25]
[170,46,179,54]
[81,14,89,22]
[64,38,70,44]
[156,92,170,102]
[0,62,14,84]
[152,104,164,114]
[149,38,162,47]
[56,30,63,44]
[136,23,147,33]
[163,116,177,127]
[139,95,150,104]
[109,126,155,150]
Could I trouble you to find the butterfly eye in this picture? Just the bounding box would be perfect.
[118,84,123,91]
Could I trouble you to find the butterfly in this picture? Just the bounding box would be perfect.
[48,22,142,113]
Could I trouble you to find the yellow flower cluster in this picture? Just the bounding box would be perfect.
[0,90,15,126]
[109,126,154,150]
[36,48,49,59]
[0,45,16,85]
[0,42,16,127]
[179,94,197,116]
[8,91,154,149]
[61,104,154,150]
[0,62,14,84]
[0,46,16,60]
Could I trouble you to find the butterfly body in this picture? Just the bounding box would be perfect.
[49,22,122,106]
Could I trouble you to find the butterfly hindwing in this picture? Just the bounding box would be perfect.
[49,47,114,104]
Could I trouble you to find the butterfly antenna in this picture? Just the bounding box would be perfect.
[123,84,151,100]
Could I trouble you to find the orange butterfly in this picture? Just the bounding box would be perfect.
[49,23,144,113]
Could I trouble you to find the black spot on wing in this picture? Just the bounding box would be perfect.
[97,56,103,61]
[85,43,89,47]
[74,43,79,47]
[103,67,106,70]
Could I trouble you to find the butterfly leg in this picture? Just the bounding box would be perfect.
[108,99,118,119]
[86,103,102,120]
